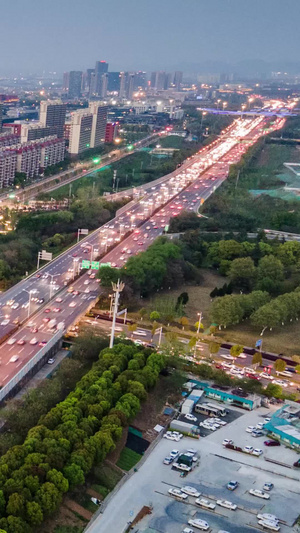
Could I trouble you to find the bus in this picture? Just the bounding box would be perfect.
[195,402,226,417]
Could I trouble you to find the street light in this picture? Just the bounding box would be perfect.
[49,274,60,300]
[196,312,203,336]
[23,289,38,319]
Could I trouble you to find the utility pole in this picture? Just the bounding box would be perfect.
[109,280,125,348]
[113,170,117,191]
[235,170,240,189]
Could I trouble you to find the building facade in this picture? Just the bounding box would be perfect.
[68,71,83,98]
[89,102,108,148]
[91,60,108,97]
[105,122,118,143]
[68,110,93,155]
[0,150,16,188]
[39,100,67,138]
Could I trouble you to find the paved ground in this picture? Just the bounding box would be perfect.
[86,405,300,533]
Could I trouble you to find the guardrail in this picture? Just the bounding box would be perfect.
[0,329,63,402]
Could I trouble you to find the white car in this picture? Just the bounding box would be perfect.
[216,499,237,511]
[246,426,256,433]
[219,353,234,360]
[195,498,216,510]
[257,514,279,523]
[185,413,197,422]
[9,355,19,363]
[11,303,19,309]
[249,489,270,499]
[236,352,247,359]
[181,486,201,498]
[244,367,256,374]
[258,520,280,531]
[272,379,288,388]
[1,319,9,326]
[243,445,254,454]
[261,372,273,379]
[188,519,210,531]
[169,449,179,460]
[252,448,263,456]
[182,529,194,533]
[7,338,16,345]
[69,302,76,308]
[256,422,264,430]
[29,337,38,345]
[222,439,233,447]
[168,488,188,500]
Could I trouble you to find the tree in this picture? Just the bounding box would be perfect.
[138,308,147,321]
[257,255,284,283]
[230,345,243,358]
[211,295,244,327]
[274,359,286,373]
[6,493,25,517]
[252,352,262,366]
[179,317,189,330]
[36,482,62,515]
[295,365,300,374]
[98,266,119,287]
[229,257,256,290]
[26,501,43,526]
[175,292,189,310]
[264,383,283,399]
[63,464,85,488]
[208,342,220,357]
[150,311,160,321]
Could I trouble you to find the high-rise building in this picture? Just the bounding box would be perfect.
[85,68,95,93]
[107,72,121,92]
[62,72,69,93]
[39,100,67,138]
[0,104,2,133]
[89,101,108,148]
[6,136,65,179]
[134,71,147,90]
[105,122,118,143]
[91,60,109,97]
[20,122,57,143]
[173,71,183,90]
[68,110,93,155]
[150,71,166,90]
[119,72,135,99]
[101,73,108,98]
[68,71,83,98]
[0,150,16,188]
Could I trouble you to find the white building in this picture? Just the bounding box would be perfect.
[68,110,93,155]
[0,150,17,188]
[89,101,108,148]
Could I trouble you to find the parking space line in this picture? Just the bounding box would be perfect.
[212,453,300,482]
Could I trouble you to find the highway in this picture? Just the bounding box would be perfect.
[0,114,286,397]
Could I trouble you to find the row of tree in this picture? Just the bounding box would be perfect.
[0,343,165,532]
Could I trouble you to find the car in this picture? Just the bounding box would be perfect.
[256,422,264,430]
[163,432,180,442]
[252,430,264,437]
[73,291,79,295]
[244,367,256,374]
[17,339,25,345]
[84,288,90,293]
[30,338,38,345]
[188,519,210,531]
[53,307,61,313]
[249,489,270,499]
[257,520,280,531]
[84,280,89,285]
[272,379,288,387]
[195,498,216,510]
[44,308,51,313]
[172,431,183,439]
[261,372,273,379]
[69,302,76,308]
[243,446,254,454]
[169,449,179,460]
[236,352,247,359]
[182,529,194,533]
[181,486,201,498]
[216,499,237,510]
[246,426,256,433]
[31,327,38,334]
[185,413,197,422]
[163,456,173,465]
[227,480,238,491]
[38,299,44,304]
[56,297,63,303]
[39,340,47,347]
[7,338,16,345]
[219,353,234,360]
[11,303,19,310]
[168,488,188,500]
[223,439,234,447]
[257,514,279,523]
[47,358,55,365]
[264,417,271,423]
[72,253,78,257]
[1,319,9,326]
[263,482,274,491]
[264,440,280,447]
[22,302,29,309]
[252,448,263,456]
[9,355,19,363]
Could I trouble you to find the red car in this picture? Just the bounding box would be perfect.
[44,308,51,313]
[264,440,280,447]
[246,373,260,380]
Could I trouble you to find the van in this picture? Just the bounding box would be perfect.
[276,370,293,378]
[132,330,147,337]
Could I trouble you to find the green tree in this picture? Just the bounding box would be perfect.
[211,295,244,327]
[26,501,43,526]
[229,257,256,290]
[179,316,189,330]
[208,342,220,357]
[257,255,284,283]
[138,308,147,321]
[46,469,69,493]
[36,482,62,515]
[6,493,25,517]
[295,365,300,373]
[63,464,85,488]
[230,345,244,358]
[98,266,120,287]
[264,383,283,399]
[150,311,160,321]
[274,359,286,373]
[252,352,262,366]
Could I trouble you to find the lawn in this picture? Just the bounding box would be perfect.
[116,447,142,471]
[92,463,123,490]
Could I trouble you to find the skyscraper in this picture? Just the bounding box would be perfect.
[133,71,147,90]
[89,102,108,148]
[119,72,135,99]
[68,71,83,98]
[91,60,109,97]
[86,68,95,93]
[173,71,183,91]
[62,72,69,93]
[150,71,166,90]
[39,100,67,138]
[68,110,93,155]
[107,72,121,92]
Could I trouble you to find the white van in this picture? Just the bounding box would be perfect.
[132,330,147,337]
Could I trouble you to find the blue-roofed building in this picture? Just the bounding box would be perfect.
[264,401,300,449]
[187,379,261,410]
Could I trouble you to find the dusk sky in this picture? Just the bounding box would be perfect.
[1,0,299,75]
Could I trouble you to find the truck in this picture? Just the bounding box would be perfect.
[48,319,57,330]
[170,419,200,437]
[181,399,194,415]
[57,321,65,331]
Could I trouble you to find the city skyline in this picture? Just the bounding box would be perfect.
[0,0,300,76]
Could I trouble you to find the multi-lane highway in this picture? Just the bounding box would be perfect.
[0,114,286,399]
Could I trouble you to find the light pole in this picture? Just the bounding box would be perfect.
[23,289,38,319]
[73,258,79,279]
[49,274,60,300]
[109,280,125,349]
[196,312,203,336]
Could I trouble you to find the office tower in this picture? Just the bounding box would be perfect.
[0,150,16,188]
[165,73,174,89]
[119,72,126,98]
[39,100,67,138]
[89,101,108,148]
[91,60,108,97]
[107,72,121,92]
[68,110,93,155]
[173,71,183,90]
[68,71,83,98]
[134,71,147,90]
[0,104,2,133]
[85,68,95,93]
[101,73,108,98]
[119,72,135,99]
[62,72,69,93]
[150,71,166,90]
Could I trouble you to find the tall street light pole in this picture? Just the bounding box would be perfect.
[23,289,38,319]
[109,280,125,349]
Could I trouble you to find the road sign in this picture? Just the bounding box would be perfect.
[79,228,88,235]
[41,250,53,261]
[91,261,100,270]
[100,262,112,268]
[164,225,169,232]
[255,339,262,348]
[82,260,91,269]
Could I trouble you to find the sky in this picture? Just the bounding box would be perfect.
[1,0,300,75]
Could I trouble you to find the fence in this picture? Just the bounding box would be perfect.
[0,329,63,402]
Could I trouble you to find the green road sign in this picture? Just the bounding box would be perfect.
[91,261,100,270]
[82,260,91,269]
[164,225,169,232]
[99,262,112,268]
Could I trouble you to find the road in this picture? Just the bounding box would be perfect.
[0,114,286,397]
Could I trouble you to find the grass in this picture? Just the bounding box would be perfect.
[116,447,142,471]
[92,463,123,490]
[54,527,84,533]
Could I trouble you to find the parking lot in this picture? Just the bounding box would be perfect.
[178,405,243,437]
[90,405,300,533]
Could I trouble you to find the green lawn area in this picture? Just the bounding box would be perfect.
[116,447,142,471]
[92,463,123,490]
[159,135,188,149]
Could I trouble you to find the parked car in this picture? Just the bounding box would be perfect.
[163,456,173,465]
[181,486,201,498]
[169,450,179,460]
[246,426,256,433]
[252,448,263,456]
[216,499,237,510]
[222,439,233,447]
[188,519,210,531]
[264,440,280,447]
[257,519,280,531]
[263,483,274,491]
[168,488,188,500]
[195,498,216,510]
[252,430,264,437]
[185,413,197,422]
[243,446,254,454]
[249,489,270,499]
[257,514,279,523]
